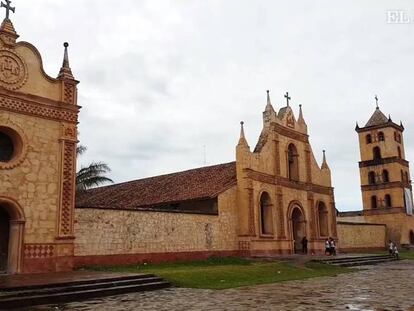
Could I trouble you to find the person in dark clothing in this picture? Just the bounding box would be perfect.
[302,236,308,254]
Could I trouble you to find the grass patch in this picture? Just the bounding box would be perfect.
[86,257,353,289]
[400,250,414,260]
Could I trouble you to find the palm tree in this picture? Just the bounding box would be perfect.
[76,145,113,191]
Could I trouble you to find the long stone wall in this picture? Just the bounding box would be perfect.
[337,221,386,251]
[74,187,238,266]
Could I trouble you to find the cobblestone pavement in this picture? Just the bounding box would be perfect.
[30,261,414,311]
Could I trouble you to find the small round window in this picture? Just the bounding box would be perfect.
[0,126,24,168]
[0,131,14,162]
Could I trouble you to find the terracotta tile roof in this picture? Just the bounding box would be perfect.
[365,108,389,127]
[76,162,237,211]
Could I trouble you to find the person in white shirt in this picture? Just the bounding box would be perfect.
[393,245,399,260]
[329,238,336,256]
[325,239,330,255]
[388,240,394,255]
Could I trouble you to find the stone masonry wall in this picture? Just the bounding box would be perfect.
[0,111,61,243]
[337,222,386,250]
[74,187,238,257]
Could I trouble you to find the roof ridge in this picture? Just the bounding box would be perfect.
[87,161,236,191]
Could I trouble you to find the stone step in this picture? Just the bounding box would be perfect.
[332,258,398,267]
[0,273,157,292]
[0,276,171,309]
[0,276,164,299]
[317,255,394,264]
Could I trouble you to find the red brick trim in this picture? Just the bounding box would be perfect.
[0,93,79,124]
[22,256,74,274]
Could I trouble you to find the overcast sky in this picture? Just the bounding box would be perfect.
[12,0,414,211]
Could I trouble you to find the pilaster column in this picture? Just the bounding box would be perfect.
[307,192,316,239]
[57,124,77,239]
[276,187,286,238]
[305,144,312,183]
[330,200,338,238]
[248,187,256,236]
[274,134,281,176]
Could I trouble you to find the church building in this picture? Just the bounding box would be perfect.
[0,9,79,274]
[74,91,337,267]
[1,3,336,274]
[0,4,339,274]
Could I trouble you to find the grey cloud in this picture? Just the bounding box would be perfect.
[15,0,414,211]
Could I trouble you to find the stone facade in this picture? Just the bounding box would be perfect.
[0,17,79,274]
[235,92,337,256]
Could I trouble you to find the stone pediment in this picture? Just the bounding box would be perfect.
[0,18,77,104]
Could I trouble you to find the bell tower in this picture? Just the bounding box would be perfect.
[0,2,79,274]
[356,98,412,214]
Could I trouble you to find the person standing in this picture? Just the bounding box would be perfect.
[329,237,336,256]
[393,244,399,260]
[388,240,394,255]
[302,236,308,254]
[325,239,330,255]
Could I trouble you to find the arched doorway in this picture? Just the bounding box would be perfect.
[410,231,414,245]
[259,192,273,235]
[0,198,25,274]
[287,143,299,181]
[0,208,10,272]
[291,206,305,254]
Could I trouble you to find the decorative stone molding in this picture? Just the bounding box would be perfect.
[61,123,77,141]
[272,123,309,143]
[24,244,55,258]
[0,119,28,170]
[0,94,78,123]
[244,168,334,195]
[0,48,27,90]
[58,141,76,237]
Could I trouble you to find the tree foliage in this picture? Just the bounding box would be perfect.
[76,145,113,191]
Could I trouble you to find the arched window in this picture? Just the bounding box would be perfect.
[371,196,377,209]
[366,134,372,144]
[368,171,376,184]
[378,132,385,141]
[385,194,392,208]
[382,170,389,183]
[373,147,381,160]
[398,147,402,159]
[405,172,409,183]
[394,131,397,141]
[0,132,14,162]
[401,170,405,181]
[260,192,273,235]
[317,202,329,237]
[398,134,402,143]
[287,144,299,181]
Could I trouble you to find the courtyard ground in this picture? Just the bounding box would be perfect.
[84,256,353,289]
[28,259,414,311]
